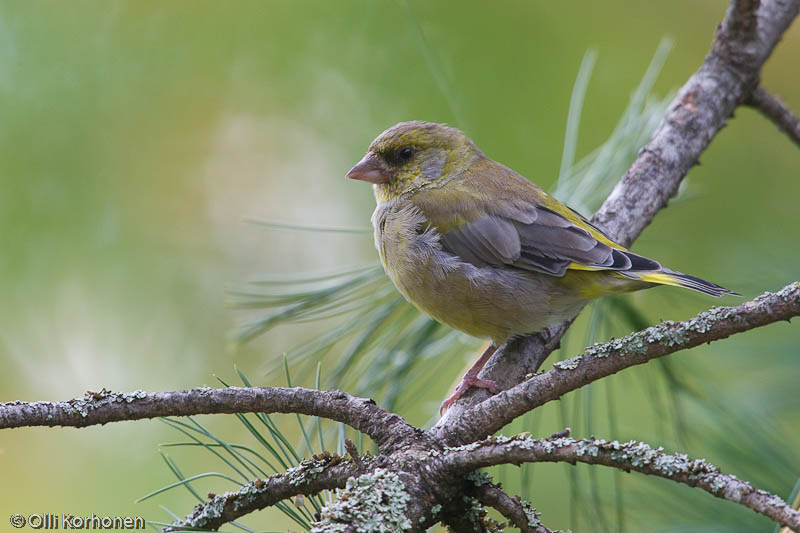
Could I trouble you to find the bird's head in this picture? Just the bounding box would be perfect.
[346,121,483,203]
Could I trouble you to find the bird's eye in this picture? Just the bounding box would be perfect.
[384,146,415,167]
[392,146,414,165]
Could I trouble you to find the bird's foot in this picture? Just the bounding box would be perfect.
[440,375,500,415]
[439,343,499,415]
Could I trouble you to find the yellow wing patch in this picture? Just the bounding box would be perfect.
[538,197,627,251]
[633,271,685,289]
[567,262,612,272]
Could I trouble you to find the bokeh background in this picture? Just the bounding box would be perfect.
[1,1,799,531]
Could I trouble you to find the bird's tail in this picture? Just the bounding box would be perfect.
[628,268,740,297]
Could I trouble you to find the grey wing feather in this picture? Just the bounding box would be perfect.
[439,215,520,266]
[438,205,659,277]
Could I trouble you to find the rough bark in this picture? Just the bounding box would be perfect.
[0,386,418,454]
[441,435,800,532]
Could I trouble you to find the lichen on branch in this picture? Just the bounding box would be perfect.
[439,434,800,532]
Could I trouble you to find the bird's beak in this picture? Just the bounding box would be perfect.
[346,153,390,185]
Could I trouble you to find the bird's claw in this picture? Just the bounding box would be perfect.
[440,376,500,415]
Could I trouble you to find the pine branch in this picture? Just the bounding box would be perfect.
[440,434,800,532]
[1,284,797,533]
[0,386,418,453]
[474,484,557,533]
[165,453,365,532]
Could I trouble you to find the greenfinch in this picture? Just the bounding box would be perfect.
[347,121,736,411]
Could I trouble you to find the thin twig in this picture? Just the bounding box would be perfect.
[344,438,363,468]
[748,86,800,147]
[475,484,556,533]
[442,435,800,532]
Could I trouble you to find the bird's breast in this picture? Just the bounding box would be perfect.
[371,201,585,341]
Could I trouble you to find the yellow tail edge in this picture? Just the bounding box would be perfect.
[635,270,740,297]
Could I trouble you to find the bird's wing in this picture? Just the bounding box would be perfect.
[439,204,660,277]
[410,162,660,277]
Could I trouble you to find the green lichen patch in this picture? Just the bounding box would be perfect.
[461,495,505,531]
[518,498,542,527]
[312,468,411,532]
[54,389,150,418]
[281,451,348,488]
[553,356,582,370]
[466,470,493,487]
[775,281,800,302]
[463,495,486,524]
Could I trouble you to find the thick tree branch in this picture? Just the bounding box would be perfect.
[437,282,800,445]
[437,0,800,430]
[591,0,797,249]
[440,435,800,532]
[747,86,800,147]
[165,453,365,532]
[474,484,556,533]
[0,386,418,453]
[728,0,761,39]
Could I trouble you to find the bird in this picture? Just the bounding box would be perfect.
[346,121,737,413]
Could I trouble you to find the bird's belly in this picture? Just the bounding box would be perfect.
[379,223,585,342]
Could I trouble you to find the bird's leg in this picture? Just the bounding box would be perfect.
[440,344,499,414]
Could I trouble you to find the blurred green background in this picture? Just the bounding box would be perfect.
[1,1,799,531]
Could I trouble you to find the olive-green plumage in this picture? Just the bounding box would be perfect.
[347,121,736,344]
